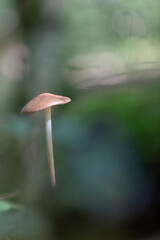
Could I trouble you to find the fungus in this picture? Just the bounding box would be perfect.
[20,93,71,187]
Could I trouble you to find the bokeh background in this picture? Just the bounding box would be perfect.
[0,0,160,239]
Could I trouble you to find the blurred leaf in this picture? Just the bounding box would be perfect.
[0,200,23,212]
[0,201,14,211]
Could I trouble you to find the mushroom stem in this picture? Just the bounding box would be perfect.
[45,107,56,187]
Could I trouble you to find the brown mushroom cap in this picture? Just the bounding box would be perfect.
[20,93,71,114]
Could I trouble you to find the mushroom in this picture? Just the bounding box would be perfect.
[20,93,71,187]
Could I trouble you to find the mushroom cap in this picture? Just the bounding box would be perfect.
[20,93,71,114]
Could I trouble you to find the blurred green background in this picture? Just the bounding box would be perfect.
[0,0,160,239]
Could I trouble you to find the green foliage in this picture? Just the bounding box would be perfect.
[0,0,159,239]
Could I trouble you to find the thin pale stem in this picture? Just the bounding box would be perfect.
[45,107,56,187]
